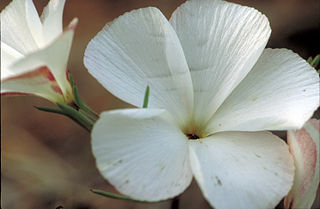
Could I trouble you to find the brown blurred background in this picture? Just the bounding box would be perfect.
[1,0,319,208]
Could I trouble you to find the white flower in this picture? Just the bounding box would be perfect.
[285,119,320,209]
[84,0,320,209]
[1,0,77,104]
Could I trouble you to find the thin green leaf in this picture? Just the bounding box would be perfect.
[90,189,149,202]
[142,85,150,108]
[310,55,320,69]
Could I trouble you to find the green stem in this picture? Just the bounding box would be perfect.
[57,103,94,132]
[90,189,149,202]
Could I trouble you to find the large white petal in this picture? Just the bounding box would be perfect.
[284,119,320,209]
[170,0,271,126]
[1,0,43,56]
[189,131,294,209]
[2,19,78,99]
[84,7,193,128]
[91,109,192,201]
[40,0,65,45]
[206,49,320,133]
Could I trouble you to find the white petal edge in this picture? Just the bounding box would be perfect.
[189,131,294,209]
[84,7,194,128]
[170,0,271,126]
[40,0,65,45]
[206,49,320,134]
[284,119,320,209]
[1,0,43,56]
[1,42,24,79]
[91,108,193,201]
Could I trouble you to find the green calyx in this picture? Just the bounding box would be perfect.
[36,73,99,132]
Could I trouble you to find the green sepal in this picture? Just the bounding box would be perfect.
[68,73,99,119]
[68,73,82,108]
[68,72,85,109]
[35,105,91,132]
[35,106,66,115]
[36,73,97,132]
[310,55,320,69]
[90,189,150,202]
[57,103,93,132]
[73,85,99,119]
[142,85,150,108]
[68,73,75,88]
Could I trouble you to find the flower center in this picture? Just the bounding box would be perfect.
[186,133,200,140]
[183,121,207,140]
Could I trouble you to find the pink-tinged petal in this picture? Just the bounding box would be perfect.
[1,19,78,103]
[1,0,77,103]
[284,119,320,209]
[1,66,65,103]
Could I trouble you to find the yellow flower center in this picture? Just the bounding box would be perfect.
[183,122,208,140]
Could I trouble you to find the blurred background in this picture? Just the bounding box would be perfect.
[1,0,319,208]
